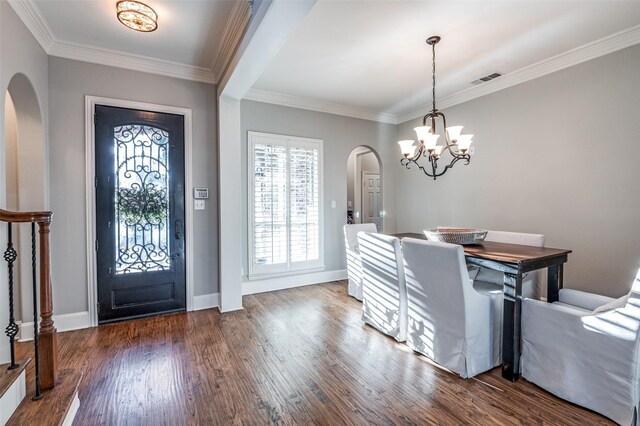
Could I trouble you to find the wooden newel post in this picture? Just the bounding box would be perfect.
[38,221,58,390]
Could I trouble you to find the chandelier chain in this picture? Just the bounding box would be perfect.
[432,42,436,112]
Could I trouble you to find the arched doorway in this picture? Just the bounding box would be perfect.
[4,73,46,326]
[346,146,383,231]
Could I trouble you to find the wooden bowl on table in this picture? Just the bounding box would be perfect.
[423,228,487,245]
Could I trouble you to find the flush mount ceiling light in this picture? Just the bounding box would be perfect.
[116,1,158,32]
[398,36,475,180]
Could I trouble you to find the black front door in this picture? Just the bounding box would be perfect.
[95,105,186,323]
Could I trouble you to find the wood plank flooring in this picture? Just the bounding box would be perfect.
[17,281,611,425]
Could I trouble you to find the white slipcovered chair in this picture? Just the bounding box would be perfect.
[358,232,407,342]
[470,230,545,300]
[343,223,377,300]
[522,269,640,425]
[402,238,502,378]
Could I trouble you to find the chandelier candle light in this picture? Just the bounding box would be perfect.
[398,36,474,180]
[116,0,158,32]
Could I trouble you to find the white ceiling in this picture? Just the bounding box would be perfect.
[13,1,640,116]
[252,0,640,119]
[29,0,236,76]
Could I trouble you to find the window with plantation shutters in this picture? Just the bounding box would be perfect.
[249,132,323,277]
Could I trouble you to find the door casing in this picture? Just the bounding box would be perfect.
[85,96,194,327]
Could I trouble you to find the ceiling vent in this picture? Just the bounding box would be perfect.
[470,72,502,85]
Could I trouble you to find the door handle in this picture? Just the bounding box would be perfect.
[175,219,183,240]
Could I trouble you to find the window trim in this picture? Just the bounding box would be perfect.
[248,131,324,278]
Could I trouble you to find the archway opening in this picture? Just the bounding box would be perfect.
[4,73,46,326]
[346,146,383,231]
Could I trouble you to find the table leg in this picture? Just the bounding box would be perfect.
[501,271,522,381]
[547,264,563,303]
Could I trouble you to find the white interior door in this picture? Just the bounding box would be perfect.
[362,172,382,231]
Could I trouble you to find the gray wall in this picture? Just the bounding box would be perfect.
[48,57,219,315]
[240,100,397,276]
[0,0,49,358]
[397,44,640,298]
[0,2,49,139]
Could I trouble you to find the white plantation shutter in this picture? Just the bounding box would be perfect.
[289,144,319,264]
[253,141,288,269]
[249,132,323,276]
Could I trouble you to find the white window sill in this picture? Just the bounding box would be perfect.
[245,265,326,282]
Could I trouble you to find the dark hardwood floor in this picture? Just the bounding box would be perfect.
[17,281,611,425]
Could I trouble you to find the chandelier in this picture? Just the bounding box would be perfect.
[116,1,158,33]
[398,36,474,180]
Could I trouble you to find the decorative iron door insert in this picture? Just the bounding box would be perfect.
[95,105,185,323]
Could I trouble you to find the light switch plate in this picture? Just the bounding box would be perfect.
[469,146,476,155]
[331,200,336,208]
[194,200,205,210]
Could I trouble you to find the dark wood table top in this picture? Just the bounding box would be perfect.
[392,233,572,266]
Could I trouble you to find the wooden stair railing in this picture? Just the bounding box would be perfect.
[1,208,57,398]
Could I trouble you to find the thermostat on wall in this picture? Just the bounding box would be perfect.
[194,188,209,199]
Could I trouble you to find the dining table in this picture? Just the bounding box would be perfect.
[392,233,572,381]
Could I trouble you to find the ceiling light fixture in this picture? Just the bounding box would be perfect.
[398,36,474,180]
[116,1,158,33]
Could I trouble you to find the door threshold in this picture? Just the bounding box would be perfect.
[98,308,186,325]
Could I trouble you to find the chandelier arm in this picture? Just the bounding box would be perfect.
[401,151,469,179]
[444,142,469,158]
[433,156,467,178]
[432,136,471,160]
[402,143,424,162]
[439,111,447,132]
[400,158,436,178]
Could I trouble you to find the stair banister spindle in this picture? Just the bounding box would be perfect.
[4,222,19,370]
[31,222,43,400]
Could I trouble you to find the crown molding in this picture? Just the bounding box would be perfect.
[211,0,251,82]
[8,0,217,84]
[49,41,216,84]
[245,89,398,124]
[397,24,640,124]
[7,0,55,52]
[246,24,640,126]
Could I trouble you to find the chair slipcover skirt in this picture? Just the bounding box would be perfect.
[359,232,407,342]
[343,223,377,300]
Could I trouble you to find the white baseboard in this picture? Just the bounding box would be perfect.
[13,274,342,335]
[18,311,92,342]
[242,269,347,296]
[16,294,222,338]
[192,293,220,311]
